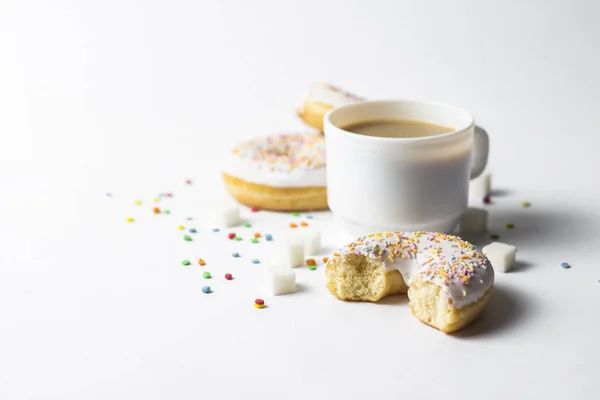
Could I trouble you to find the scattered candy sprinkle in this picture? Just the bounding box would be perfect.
[202,286,211,293]
[483,195,491,205]
[306,215,313,219]
[106,193,112,197]
[244,222,252,228]
[253,232,261,238]
[322,257,329,263]
[306,259,316,266]
[521,201,531,207]
[228,233,236,239]
[234,236,243,241]
[254,303,265,309]
[231,252,240,258]
[506,223,515,229]
[561,262,571,269]
[126,217,134,223]
[203,271,211,279]
[289,223,298,228]
[212,228,220,232]
[291,212,300,217]
[186,217,193,220]
[166,193,173,197]
[189,228,197,233]
[491,234,500,240]
[308,266,317,271]
[255,299,264,305]
[251,238,259,244]
[183,235,192,241]
[135,200,142,205]
[198,259,206,266]
[164,210,171,214]
[265,234,273,241]
[153,207,160,214]
[251,207,259,212]
[251,259,260,264]
[300,222,308,227]
[178,225,185,230]
[181,260,191,266]
[153,198,160,203]
[185,179,192,185]
[225,273,233,280]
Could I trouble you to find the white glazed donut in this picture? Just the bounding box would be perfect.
[297,83,363,131]
[325,231,494,333]
[222,133,327,211]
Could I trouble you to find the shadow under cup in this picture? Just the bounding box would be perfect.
[324,100,476,237]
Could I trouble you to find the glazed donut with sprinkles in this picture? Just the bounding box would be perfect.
[222,133,327,211]
[325,231,494,333]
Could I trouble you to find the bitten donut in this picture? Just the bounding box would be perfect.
[222,133,327,211]
[297,83,363,131]
[325,232,494,333]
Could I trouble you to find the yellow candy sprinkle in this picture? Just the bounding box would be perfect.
[126,217,134,223]
[153,198,160,203]
[135,200,142,205]
[178,225,184,230]
[254,303,265,309]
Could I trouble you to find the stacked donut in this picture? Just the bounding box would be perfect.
[222,83,362,211]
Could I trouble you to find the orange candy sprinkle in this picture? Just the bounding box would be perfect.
[306,259,316,266]
[198,259,206,266]
[254,232,261,238]
[153,207,160,214]
[322,257,329,263]
[289,223,298,228]
[300,222,308,227]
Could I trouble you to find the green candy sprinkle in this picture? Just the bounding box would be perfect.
[506,223,515,229]
[164,210,171,214]
[251,238,259,243]
[244,222,252,228]
[181,260,191,266]
[234,236,243,241]
[308,266,317,271]
[203,271,211,279]
[183,235,192,241]
[291,212,300,217]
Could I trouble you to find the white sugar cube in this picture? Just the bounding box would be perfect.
[469,170,491,198]
[302,229,321,256]
[270,239,305,268]
[209,205,241,228]
[459,208,488,234]
[482,242,517,273]
[265,263,296,295]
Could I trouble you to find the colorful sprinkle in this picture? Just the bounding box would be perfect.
[106,192,112,197]
[189,228,197,233]
[521,201,531,208]
[233,236,243,241]
[228,232,236,239]
[232,252,240,258]
[225,273,233,280]
[244,222,252,228]
[126,217,134,223]
[153,198,160,203]
[251,259,260,264]
[181,260,191,266]
[289,223,298,228]
[251,207,260,212]
[300,221,308,227]
[483,196,491,205]
[164,210,170,214]
[254,232,261,238]
[291,212,300,217]
[202,286,211,293]
[308,265,317,271]
[212,228,220,232]
[506,223,515,229]
[186,217,193,220]
[255,299,264,305]
[251,238,259,244]
[203,271,211,279]
[306,215,313,219]
[185,179,192,185]
[198,259,206,266]
[254,303,265,309]
[183,235,192,241]
[265,234,273,241]
[166,193,173,197]
[153,207,160,214]
[322,257,329,263]
[135,200,142,205]
[306,259,316,266]
[178,225,185,230]
[490,234,500,240]
[561,262,571,269]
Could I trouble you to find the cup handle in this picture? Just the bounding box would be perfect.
[471,125,489,179]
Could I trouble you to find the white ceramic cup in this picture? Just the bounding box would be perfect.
[324,100,489,237]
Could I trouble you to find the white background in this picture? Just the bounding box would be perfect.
[1,0,600,399]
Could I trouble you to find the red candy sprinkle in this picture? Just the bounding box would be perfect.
[228,233,236,239]
[483,195,491,205]
[185,179,192,184]
[225,273,233,280]
[254,299,264,305]
[166,192,173,197]
[251,207,259,212]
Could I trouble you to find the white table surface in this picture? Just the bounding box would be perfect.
[1,1,599,399]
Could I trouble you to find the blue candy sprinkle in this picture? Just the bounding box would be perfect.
[232,252,240,258]
[251,259,260,264]
[305,215,313,219]
[212,228,220,232]
[561,262,571,269]
[186,217,193,220]
[265,234,273,241]
[189,228,197,233]
[202,286,211,293]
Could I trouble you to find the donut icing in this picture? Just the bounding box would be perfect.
[222,133,326,188]
[301,83,363,108]
[335,232,494,308]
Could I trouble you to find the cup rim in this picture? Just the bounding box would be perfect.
[324,99,475,142]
